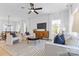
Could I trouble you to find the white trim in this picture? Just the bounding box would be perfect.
[69,7,79,33]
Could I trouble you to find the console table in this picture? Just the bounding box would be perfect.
[34,31,49,39]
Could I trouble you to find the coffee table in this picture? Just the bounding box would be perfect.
[27,38,39,44]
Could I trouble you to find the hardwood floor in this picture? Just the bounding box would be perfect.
[0,40,11,56]
[0,47,10,56]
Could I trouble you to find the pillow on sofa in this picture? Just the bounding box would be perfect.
[54,34,65,45]
[10,32,17,37]
[25,32,30,35]
[65,35,79,47]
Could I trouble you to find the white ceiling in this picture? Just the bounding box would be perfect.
[0,3,70,22]
[0,3,69,22]
[34,3,68,13]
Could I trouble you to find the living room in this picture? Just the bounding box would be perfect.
[0,3,79,56]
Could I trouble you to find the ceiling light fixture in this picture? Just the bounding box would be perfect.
[31,10,34,12]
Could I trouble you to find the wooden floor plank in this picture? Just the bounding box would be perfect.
[0,40,11,56]
[0,47,10,56]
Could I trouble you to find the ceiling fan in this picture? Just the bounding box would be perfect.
[28,3,42,14]
[21,3,42,14]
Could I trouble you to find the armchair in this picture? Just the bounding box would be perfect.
[6,32,21,45]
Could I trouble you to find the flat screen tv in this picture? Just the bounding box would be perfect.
[37,23,46,29]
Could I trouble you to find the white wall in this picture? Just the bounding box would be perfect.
[28,9,69,39]
[49,9,69,39]
[69,4,79,33]
[28,14,49,35]
[50,9,69,31]
[71,4,79,13]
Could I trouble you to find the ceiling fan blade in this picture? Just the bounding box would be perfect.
[30,3,34,8]
[34,10,39,14]
[28,11,31,14]
[34,8,42,10]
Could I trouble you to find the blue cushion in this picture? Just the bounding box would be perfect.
[25,32,30,35]
[54,34,65,45]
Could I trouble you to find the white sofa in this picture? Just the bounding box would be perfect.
[45,42,79,56]
[45,42,67,56]
[45,33,79,56]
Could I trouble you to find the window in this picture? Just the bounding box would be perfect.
[52,20,65,33]
[52,20,61,33]
[16,24,20,32]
